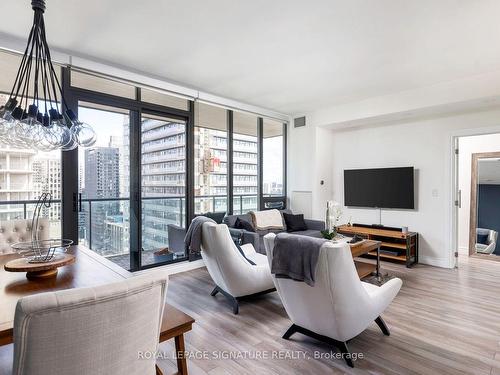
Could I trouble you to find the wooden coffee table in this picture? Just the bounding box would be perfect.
[348,239,382,279]
[0,245,194,375]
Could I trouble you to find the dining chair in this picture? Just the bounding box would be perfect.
[12,271,168,375]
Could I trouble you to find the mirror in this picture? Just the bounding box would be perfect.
[470,154,500,256]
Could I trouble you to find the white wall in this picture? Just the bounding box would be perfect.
[457,134,500,254]
[288,108,500,268]
[287,124,334,219]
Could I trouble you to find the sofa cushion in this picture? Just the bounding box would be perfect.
[291,229,324,238]
[283,213,307,232]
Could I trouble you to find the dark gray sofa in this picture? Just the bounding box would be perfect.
[223,209,325,254]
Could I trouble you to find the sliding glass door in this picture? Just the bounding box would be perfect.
[141,113,187,266]
[58,66,287,271]
[77,102,131,269]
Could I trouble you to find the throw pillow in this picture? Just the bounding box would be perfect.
[283,213,308,232]
[203,211,226,224]
[235,217,255,232]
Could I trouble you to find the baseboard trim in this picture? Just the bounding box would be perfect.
[418,255,453,269]
[134,259,205,276]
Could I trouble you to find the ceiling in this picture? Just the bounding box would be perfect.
[1,0,500,114]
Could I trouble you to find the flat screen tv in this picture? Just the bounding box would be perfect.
[344,167,414,209]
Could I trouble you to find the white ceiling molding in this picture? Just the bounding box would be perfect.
[305,68,500,130]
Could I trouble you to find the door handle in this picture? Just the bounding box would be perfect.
[455,190,461,208]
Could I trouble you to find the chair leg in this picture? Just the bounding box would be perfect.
[211,285,239,314]
[210,286,219,297]
[282,324,298,340]
[231,299,239,315]
[284,324,355,368]
[375,316,390,336]
[338,341,354,368]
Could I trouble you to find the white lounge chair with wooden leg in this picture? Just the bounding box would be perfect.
[201,222,275,314]
[263,233,402,368]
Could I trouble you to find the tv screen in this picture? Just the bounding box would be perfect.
[344,167,414,209]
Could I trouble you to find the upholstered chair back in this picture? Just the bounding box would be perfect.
[13,272,168,375]
[201,222,273,297]
[263,233,402,342]
[0,219,49,254]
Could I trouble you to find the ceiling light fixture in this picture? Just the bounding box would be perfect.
[0,0,96,151]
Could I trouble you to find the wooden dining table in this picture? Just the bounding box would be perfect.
[0,245,194,375]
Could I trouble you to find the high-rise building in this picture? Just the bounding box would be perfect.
[32,155,62,237]
[83,146,121,254]
[232,133,258,213]
[0,146,36,221]
[141,118,186,251]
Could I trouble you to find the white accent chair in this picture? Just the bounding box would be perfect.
[263,233,402,368]
[475,228,498,255]
[12,272,168,375]
[0,219,49,254]
[201,222,275,314]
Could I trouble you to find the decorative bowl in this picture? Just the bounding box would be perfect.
[11,239,74,263]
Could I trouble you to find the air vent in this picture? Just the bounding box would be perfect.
[294,116,306,128]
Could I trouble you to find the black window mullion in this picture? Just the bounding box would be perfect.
[283,122,288,203]
[129,109,141,271]
[227,110,234,215]
[257,117,264,210]
[186,100,198,261]
[61,67,79,243]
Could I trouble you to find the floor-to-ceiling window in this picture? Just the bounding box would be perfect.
[232,111,259,214]
[141,113,187,266]
[0,59,289,271]
[77,102,131,269]
[262,118,286,209]
[194,103,228,214]
[66,68,191,270]
[0,49,287,271]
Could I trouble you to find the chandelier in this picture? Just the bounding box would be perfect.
[0,0,96,151]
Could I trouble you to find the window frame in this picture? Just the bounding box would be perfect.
[60,66,287,271]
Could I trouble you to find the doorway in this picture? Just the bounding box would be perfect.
[456,134,500,260]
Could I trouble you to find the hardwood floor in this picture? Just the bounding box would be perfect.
[156,256,500,375]
[1,256,498,374]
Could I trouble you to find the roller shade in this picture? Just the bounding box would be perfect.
[263,118,284,138]
[195,102,227,131]
[233,111,258,137]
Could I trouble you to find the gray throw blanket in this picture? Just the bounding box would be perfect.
[271,233,327,286]
[184,216,216,253]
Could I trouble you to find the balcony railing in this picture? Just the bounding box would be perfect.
[0,193,281,268]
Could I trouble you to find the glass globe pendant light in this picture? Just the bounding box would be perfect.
[1,0,96,151]
[66,110,96,147]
